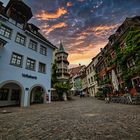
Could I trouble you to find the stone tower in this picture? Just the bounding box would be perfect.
[55,41,69,82]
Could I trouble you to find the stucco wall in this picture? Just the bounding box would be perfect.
[0,18,54,106]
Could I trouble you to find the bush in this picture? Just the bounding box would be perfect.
[95,90,104,100]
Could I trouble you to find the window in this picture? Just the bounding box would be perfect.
[87,69,89,75]
[40,45,47,55]
[0,24,12,38]
[9,18,16,25]
[92,64,94,70]
[127,58,135,68]
[11,89,20,100]
[116,66,121,74]
[28,40,37,51]
[26,58,36,70]
[15,33,26,45]
[88,78,90,84]
[9,18,23,29]
[0,38,7,47]
[10,53,23,67]
[90,67,92,73]
[39,62,46,73]
[111,51,116,59]
[91,77,93,83]
[0,89,9,100]
[17,23,24,29]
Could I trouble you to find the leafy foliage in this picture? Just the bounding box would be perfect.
[51,61,58,88]
[114,29,140,88]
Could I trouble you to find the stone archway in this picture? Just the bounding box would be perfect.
[29,85,46,105]
[0,80,24,107]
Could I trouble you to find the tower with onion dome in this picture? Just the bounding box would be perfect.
[55,41,69,82]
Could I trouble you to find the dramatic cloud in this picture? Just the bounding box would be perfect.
[93,24,120,37]
[40,22,67,35]
[3,0,139,67]
[34,7,67,20]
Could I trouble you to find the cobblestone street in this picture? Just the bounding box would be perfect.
[0,97,140,140]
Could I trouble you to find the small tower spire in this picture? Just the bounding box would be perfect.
[59,40,65,52]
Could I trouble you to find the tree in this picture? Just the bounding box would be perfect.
[54,81,71,100]
[51,61,58,88]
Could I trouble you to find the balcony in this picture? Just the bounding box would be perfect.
[56,59,62,63]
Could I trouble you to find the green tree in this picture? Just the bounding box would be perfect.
[54,81,71,100]
[51,61,58,88]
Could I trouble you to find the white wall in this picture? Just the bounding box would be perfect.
[0,18,55,106]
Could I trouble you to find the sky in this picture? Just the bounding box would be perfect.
[2,0,140,67]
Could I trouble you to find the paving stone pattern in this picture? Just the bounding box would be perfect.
[0,97,140,140]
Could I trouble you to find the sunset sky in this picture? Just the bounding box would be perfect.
[2,0,140,67]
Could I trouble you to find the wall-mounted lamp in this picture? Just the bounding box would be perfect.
[25,88,29,91]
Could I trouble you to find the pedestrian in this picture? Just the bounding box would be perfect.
[124,86,129,94]
[83,91,85,97]
[124,86,132,103]
[103,87,110,103]
[106,94,110,103]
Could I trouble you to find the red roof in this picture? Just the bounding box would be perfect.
[69,65,85,78]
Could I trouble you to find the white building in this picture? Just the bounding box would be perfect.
[0,0,56,107]
[86,57,99,97]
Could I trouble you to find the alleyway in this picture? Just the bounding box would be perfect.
[0,97,140,140]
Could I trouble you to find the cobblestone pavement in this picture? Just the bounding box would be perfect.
[0,97,140,140]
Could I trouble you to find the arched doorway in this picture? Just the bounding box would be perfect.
[0,81,23,107]
[30,86,46,105]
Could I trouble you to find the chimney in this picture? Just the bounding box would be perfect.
[0,1,3,6]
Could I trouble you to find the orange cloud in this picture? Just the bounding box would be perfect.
[93,24,119,36]
[41,22,67,35]
[35,8,67,20]
[70,41,84,46]
[94,24,119,31]
[67,24,118,67]
[67,2,73,7]
[75,35,87,41]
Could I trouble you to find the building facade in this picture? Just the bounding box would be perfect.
[86,57,99,97]
[81,67,88,95]
[69,65,85,95]
[0,0,56,107]
[95,16,140,95]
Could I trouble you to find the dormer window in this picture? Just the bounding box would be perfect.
[9,18,16,25]
[9,18,24,29]
[17,23,24,29]
[33,30,37,34]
